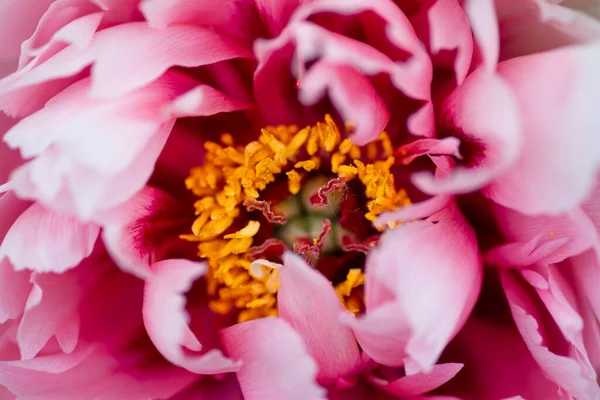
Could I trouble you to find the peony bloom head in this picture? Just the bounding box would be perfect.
[0,0,600,399]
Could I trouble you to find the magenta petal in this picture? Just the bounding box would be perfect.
[143,258,240,374]
[0,258,31,323]
[0,203,99,273]
[99,186,182,279]
[489,42,600,214]
[278,251,361,383]
[221,317,326,400]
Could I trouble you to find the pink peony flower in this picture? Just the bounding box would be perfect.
[0,0,599,399]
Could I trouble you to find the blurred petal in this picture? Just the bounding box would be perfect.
[17,272,82,360]
[489,42,600,214]
[0,258,31,323]
[463,0,499,70]
[0,0,54,62]
[221,317,326,400]
[501,271,600,399]
[0,203,99,273]
[369,363,463,397]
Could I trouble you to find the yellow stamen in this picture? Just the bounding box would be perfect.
[224,221,261,239]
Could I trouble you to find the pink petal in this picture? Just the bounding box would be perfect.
[221,317,326,400]
[0,0,54,62]
[375,194,452,226]
[17,271,82,360]
[0,22,251,114]
[140,0,241,29]
[0,191,30,242]
[89,23,253,99]
[492,203,598,265]
[278,251,361,383]
[99,186,186,279]
[369,363,463,397]
[19,10,103,71]
[291,0,433,102]
[345,202,482,370]
[5,72,189,218]
[0,115,22,187]
[569,250,600,334]
[412,69,521,195]
[164,84,252,118]
[0,258,32,323]
[0,202,99,273]
[488,42,600,214]
[398,137,462,165]
[501,270,600,399]
[0,344,196,400]
[411,0,473,84]
[143,258,240,374]
[484,234,569,268]
[298,61,390,146]
[463,0,499,70]
[495,0,600,61]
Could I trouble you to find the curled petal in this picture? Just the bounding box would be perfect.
[99,186,185,279]
[298,61,390,146]
[369,363,463,397]
[412,69,521,195]
[143,259,240,374]
[346,202,482,370]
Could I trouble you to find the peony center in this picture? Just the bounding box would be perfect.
[181,115,410,322]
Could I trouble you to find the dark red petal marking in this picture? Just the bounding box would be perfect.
[293,219,332,265]
[340,234,380,255]
[248,238,286,258]
[243,199,287,224]
[310,177,348,207]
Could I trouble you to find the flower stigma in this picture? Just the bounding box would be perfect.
[182,115,410,322]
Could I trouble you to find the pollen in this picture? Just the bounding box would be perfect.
[183,115,410,322]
